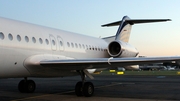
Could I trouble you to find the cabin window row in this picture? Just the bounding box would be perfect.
[0,32,107,51]
[66,42,106,51]
[0,32,64,46]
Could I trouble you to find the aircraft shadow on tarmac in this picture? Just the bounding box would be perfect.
[0,75,180,101]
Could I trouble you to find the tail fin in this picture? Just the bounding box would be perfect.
[102,16,171,42]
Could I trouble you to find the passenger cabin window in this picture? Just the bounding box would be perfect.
[75,43,78,48]
[71,43,74,48]
[39,38,43,44]
[79,44,81,49]
[89,45,91,50]
[95,47,97,51]
[32,37,36,43]
[25,36,29,42]
[92,46,94,50]
[60,41,63,46]
[82,44,85,49]
[0,32,4,40]
[45,39,49,45]
[17,35,21,42]
[86,45,88,50]
[67,42,70,47]
[52,40,55,45]
[98,47,100,51]
[8,33,13,41]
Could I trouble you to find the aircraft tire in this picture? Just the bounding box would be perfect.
[75,81,83,96]
[83,82,94,97]
[26,80,36,93]
[18,80,36,93]
[18,80,25,93]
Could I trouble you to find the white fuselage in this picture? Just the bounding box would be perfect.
[0,17,109,78]
[0,17,138,78]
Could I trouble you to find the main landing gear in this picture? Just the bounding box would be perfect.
[18,77,36,93]
[75,70,94,97]
[18,71,94,97]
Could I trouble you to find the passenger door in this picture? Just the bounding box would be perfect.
[49,34,57,51]
[57,36,64,51]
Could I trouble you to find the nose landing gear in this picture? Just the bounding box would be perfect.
[18,77,36,93]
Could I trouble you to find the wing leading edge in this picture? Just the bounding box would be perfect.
[40,56,180,70]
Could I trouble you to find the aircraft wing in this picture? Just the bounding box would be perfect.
[39,56,180,70]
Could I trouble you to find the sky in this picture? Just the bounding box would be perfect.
[0,0,180,56]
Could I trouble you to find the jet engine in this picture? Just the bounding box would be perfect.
[107,40,139,58]
[124,65,140,70]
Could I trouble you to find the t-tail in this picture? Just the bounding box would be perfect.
[102,16,171,42]
[102,16,171,58]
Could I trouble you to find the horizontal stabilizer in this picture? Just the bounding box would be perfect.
[102,19,171,27]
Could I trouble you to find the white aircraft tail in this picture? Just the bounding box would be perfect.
[102,16,171,42]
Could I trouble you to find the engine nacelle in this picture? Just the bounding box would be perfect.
[124,65,140,70]
[108,40,139,57]
[86,68,107,74]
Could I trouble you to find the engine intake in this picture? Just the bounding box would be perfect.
[108,41,123,57]
[108,40,139,58]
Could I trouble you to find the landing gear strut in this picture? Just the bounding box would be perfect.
[18,77,36,93]
[75,70,94,97]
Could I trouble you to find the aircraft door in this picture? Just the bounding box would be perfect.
[49,34,57,51]
[57,36,64,51]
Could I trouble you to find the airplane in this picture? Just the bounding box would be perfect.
[0,15,180,97]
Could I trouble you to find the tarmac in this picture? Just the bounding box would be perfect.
[1,75,180,101]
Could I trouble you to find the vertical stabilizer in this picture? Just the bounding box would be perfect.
[115,16,132,42]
